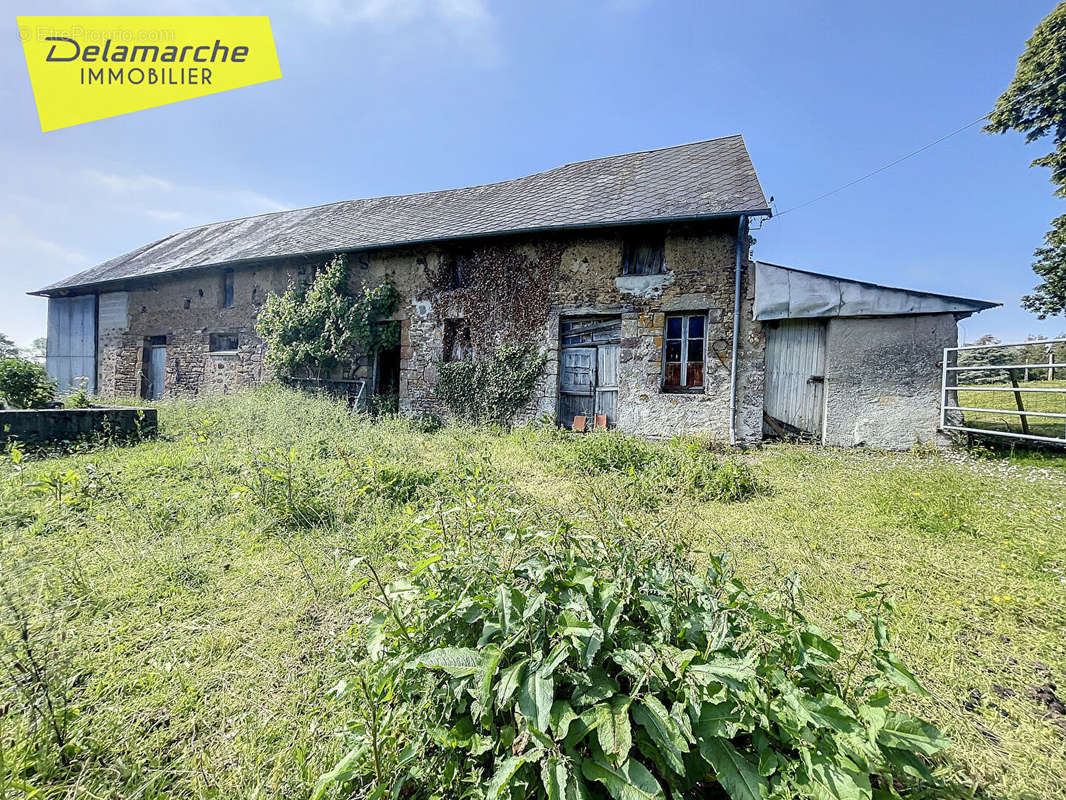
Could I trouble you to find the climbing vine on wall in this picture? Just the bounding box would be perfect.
[424,239,564,347]
[436,343,547,425]
[256,254,400,379]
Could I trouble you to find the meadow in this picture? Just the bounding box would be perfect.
[0,386,1063,799]
[956,380,1066,440]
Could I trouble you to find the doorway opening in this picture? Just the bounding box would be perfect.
[374,324,401,413]
[763,319,827,438]
[558,316,620,429]
[141,335,167,400]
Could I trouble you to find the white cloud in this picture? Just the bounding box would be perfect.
[300,0,498,61]
[83,169,176,193]
[77,167,289,223]
[0,212,88,265]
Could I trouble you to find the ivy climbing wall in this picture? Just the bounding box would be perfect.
[90,220,765,442]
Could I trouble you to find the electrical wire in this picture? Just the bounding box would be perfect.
[773,68,1066,217]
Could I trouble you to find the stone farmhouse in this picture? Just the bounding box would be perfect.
[33,136,997,449]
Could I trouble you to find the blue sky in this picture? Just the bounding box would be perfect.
[2,0,1064,348]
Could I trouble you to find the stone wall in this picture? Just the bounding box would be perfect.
[88,220,764,442]
[0,407,158,445]
[822,313,958,449]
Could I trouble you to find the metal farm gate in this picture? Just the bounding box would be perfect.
[940,337,1066,446]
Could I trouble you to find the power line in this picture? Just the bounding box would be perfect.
[773,69,1066,218]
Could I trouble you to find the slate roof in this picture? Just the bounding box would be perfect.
[33,135,769,295]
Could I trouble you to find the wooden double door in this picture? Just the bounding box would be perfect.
[558,317,620,428]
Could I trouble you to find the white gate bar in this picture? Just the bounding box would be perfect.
[946,406,1066,419]
[949,337,1066,351]
[955,386,1066,393]
[941,425,1066,444]
[947,363,1066,371]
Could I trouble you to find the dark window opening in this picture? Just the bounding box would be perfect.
[443,319,472,362]
[222,269,235,308]
[438,249,472,289]
[209,333,239,353]
[663,313,705,391]
[622,235,665,276]
[147,335,167,346]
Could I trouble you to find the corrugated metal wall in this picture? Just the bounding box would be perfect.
[764,319,826,435]
[46,295,97,394]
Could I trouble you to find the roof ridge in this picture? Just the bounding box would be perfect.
[171,135,749,234]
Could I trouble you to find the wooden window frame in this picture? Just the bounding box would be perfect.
[622,235,666,276]
[209,332,239,353]
[662,313,707,392]
[442,318,472,363]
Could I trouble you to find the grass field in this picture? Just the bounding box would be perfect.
[956,380,1066,440]
[1,386,1064,799]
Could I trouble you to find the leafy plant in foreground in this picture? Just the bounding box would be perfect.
[317,497,948,800]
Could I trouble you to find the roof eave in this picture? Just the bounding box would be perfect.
[29,207,773,297]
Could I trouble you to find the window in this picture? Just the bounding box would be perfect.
[438,249,471,289]
[443,319,472,362]
[622,235,665,275]
[209,333,239,353]
[222,269,235,308]
[663,314,705,390]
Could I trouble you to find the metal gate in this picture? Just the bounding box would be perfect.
[559,317,621,427]
[940,337,1066,445]
[763,319,827,436]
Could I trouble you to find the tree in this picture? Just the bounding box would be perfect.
[255,254,400,380]
[28,337,47,365]
[0,358,55,409]
[956,334,1013,384]
[986,3,1066,317]
[0,333,18,360]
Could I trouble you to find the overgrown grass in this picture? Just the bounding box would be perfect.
[0,385,1063,799]
[957,379,1066,440]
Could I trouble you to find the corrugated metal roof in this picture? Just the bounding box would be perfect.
[34,135,769,295]
[754,261,999,320]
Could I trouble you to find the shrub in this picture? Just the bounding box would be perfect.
[255,254,400,379]
[437,344,546,426]
[666,445,766,503]
[0,358,55,409]
[318,505,948,800]
[569,430,654,473]
[559,434,766,504]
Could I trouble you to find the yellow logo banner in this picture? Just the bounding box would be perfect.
[18,16,282,132]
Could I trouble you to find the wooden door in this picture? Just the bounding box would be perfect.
[148,346,166,400]
[559,347,596,427]
[764,320,826,435]
[595,344,619,426]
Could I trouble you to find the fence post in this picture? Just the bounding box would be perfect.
[1008,370,1030,435]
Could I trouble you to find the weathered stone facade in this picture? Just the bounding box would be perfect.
[90,220,765,441]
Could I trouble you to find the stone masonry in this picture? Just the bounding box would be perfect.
[90,219,765,442]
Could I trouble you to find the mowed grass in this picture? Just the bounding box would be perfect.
[1,386,1064,799]
[957,380,1066,440]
